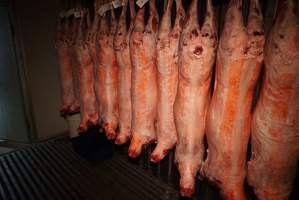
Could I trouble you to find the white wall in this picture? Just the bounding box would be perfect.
[13,0,68,140]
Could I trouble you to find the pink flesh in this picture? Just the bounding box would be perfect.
[174,0,217,196]
[114,0,135,145]
[75,15,99,133]
[202,0,264,199]
[55,18,79,116]
[97,11,119,140]
[128,0,159,158]
[68,17,81,113]
[150,0,185,163]
[86,9,99,68]
[248,1,299,199]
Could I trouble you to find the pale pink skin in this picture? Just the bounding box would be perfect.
[114,0,135,145]
[128,1,159,158]
[55,18,78,117]
[55,19,75,116]
[149,0,185,163]
[96,10,119,140]
[85,8,100,129]
[174,0,217,196]
[68,17,81,113]
[75,14,99,133]
[201,0,264,199]
[248,1,299,199]
[86,8,99,70]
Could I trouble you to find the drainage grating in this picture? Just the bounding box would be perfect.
[0,137,297,200]
[0,138,178,200]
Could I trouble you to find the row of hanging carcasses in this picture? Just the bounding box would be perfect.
[55,0,299,199]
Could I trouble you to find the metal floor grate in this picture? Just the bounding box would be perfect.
[0,137,297,200]
[0,138,178,200]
